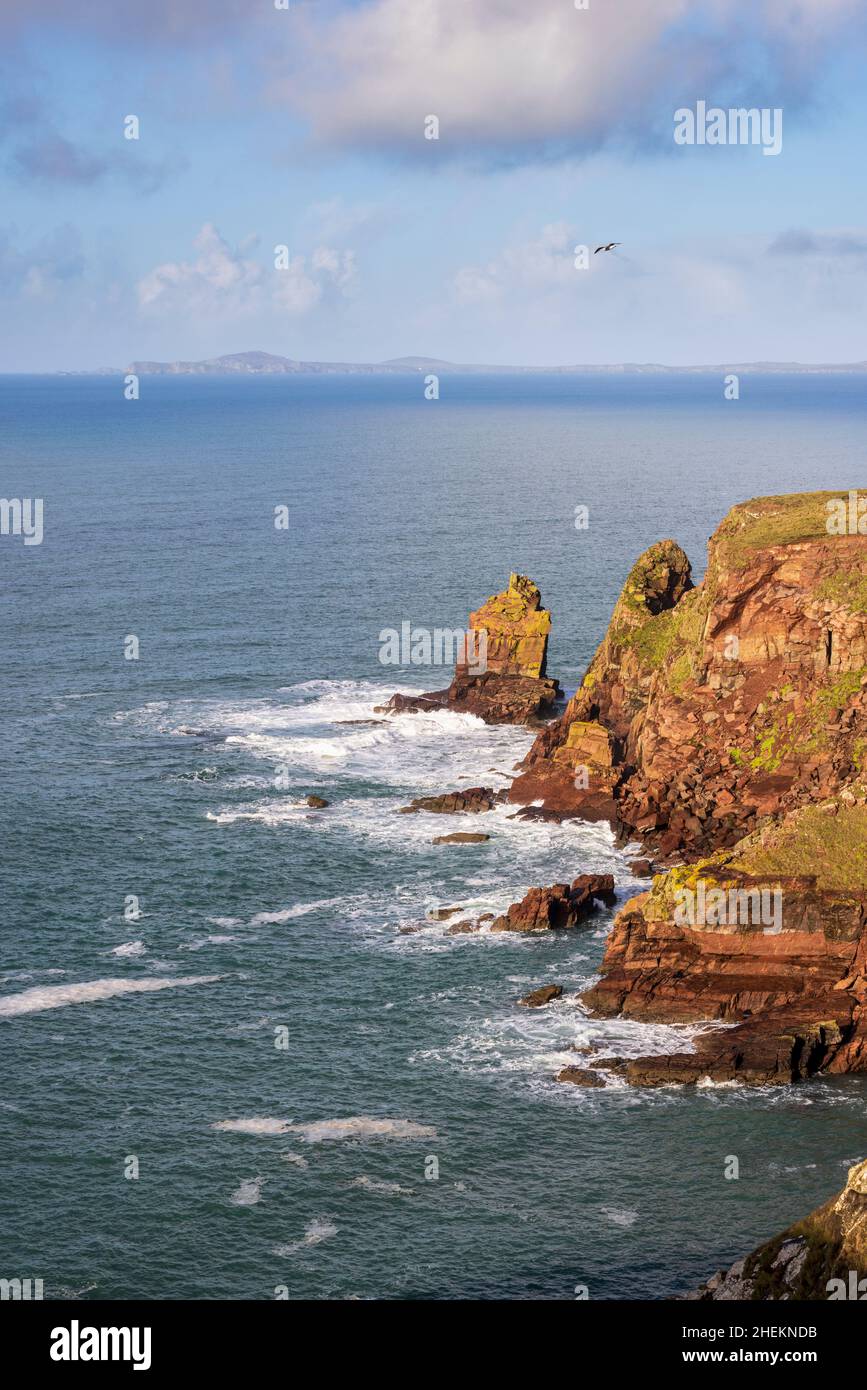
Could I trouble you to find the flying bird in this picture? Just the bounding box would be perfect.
[594,242,621,254]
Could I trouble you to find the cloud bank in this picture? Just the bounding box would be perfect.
[279,0,864,163]
[137,223,356,318]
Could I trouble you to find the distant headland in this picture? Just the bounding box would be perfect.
[51,350,867,377]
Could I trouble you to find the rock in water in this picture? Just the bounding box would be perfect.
[432,832,491,844]
[398,787,502,814]
[490,874,615,932]
[375,574,562,725]
[556,1066,606,1087]
[518,984,564,1007]
[306,795,330,808]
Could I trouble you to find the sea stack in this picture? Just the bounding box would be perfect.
[377,573,562,724]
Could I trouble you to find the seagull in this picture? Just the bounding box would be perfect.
[594,242,621,254]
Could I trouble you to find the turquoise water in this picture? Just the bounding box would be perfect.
[2,372,866,1300]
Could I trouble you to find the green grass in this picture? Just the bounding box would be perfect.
[817,568,867,615]
[713,491,843,570]
[730,798,867,892]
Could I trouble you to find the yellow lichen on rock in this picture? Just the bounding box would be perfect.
[467,573,552,678]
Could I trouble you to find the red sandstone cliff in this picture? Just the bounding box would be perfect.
[514,491,867,1088]
[512,492,867,858]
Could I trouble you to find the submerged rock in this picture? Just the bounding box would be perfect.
[432,832,491,844]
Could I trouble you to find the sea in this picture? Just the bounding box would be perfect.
[1,370,866,1300]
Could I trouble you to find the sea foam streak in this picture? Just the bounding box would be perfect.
[349,1176,415,1196]
[213,1116,436,1142]
[0,974,222,1018]
[273,1219,338,1257]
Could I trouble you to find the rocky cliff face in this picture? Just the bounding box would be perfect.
[378,573,561,724]
[503,491,867,1089]
[512,493,867,856]
[686,1158,867,1300]
[580,785,867,1085]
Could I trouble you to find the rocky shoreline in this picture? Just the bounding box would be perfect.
[378,489,867,1295]
[683,1159,867,1300]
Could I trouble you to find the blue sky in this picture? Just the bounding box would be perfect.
[2,0,867,369]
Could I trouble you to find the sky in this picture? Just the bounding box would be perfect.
[2,0,867,370]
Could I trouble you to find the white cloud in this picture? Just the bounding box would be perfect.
[136,223,356,317]
[277,0,863,162]
[447,219,867,361]
[454,223,601,303]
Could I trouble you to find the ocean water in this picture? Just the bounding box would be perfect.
[1,371,866,1301]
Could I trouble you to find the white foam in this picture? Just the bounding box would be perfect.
[285,1117,437,1143]
[213,1116,435,1142]
[111,941,145,957]
[412,1001,702,1094]
[601,1207,638,1227]
[230,1176,265,1206]
[125,681,532,799]
[349,1176,415,1196]
[0,974,223,1018]
[248,900,338,925]
[273,1218,338,1257]
[180,935,239,952]
[280,1151,310,1170]
[213,1117,289,1135]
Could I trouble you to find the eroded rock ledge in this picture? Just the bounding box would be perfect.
[579,786,867,1086]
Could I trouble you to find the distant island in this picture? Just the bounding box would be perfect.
[54,350,867,377]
